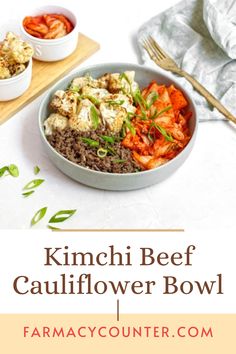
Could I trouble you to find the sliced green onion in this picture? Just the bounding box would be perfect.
[150,108,158,120]
[70,85,80,92]
[133,89,148,110]
[34,165,40,175]
[8,164,19,177]
[119,72,134,95]
[0,166,9,177]
[106,99,125,106]
[97,148,108,158]
[107,146,116,155]
[81,137,99,147]
[22,191,35,198]
[23,179,44,191]
[84,95,100,106]
[100,135,116,144]
[148,122,174,142]
[0,164,19,177]
[113,159,127,163]
[156,124,174,142]
[90,105,100,129]
[49,209,77,224]
[119,72,131,84]
[124,116,136,136]
[156,105,172,117]
[31,207,47,226]
[146,91,159,108]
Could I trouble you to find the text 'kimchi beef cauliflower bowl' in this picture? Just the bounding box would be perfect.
[39,63,198,190]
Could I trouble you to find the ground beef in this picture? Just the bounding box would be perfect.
[47,127,141,174]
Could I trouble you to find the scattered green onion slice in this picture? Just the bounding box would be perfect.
[84,95,100,106]
[119,72,131,84]
[23,179,45,191]
[100,135,116,144]
[133,90,148,110]
[81,137,99,147]
[146,91,159,108]
[97,148,108,158]
[90,105,100,129]
[49,209,77,224]
[8,164,19,177]
[156,105,172,117]
[70,85,80,92]
[124,116,136,136]
[34,166,40,175]
[106,99,125,106]
[0,164,19,178]
[107,147,116,156]
[31,207,47,226]
[113,159,127,163]
[22,191,35,198]
[148,122,174,142]
[0,166,9,177]
[156,124,174,142]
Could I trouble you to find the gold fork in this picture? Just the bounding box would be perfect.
[143,36,236,125]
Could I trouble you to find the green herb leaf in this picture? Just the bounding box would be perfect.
[23,179,45,191]
[81,137,99,147]
[146,91,159,108]
[90,105,100,130]
[100,135,116,144]
[97,148,108,158]
[49,209,77,224]
[22,191,35,198]
[8,164,19,177]
[34,166,40,175]
[31,207,47,226]
[0,166,9,177]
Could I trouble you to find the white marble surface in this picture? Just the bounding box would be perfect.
[1,0,236,230]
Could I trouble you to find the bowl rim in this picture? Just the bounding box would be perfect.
[0,58,32,83]
[38,62,198,177]
[20,5,78,44]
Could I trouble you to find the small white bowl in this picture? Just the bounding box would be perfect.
[0,59,32,101]
[20,6,78,62]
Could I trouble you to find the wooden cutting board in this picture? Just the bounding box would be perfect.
[0,33,99,125]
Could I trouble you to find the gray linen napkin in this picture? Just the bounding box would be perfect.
[137,0,236,121]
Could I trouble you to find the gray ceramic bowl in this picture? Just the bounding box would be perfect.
[38,63,198,190]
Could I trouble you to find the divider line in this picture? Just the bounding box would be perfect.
[55,229,184,232]
[117,299,120,321]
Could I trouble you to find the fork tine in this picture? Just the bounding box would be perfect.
[142,38,156,61]
[142,37,163,63]
[148,35,170,59]
[146,37,165,60]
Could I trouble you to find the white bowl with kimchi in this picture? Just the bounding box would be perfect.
[19,5,78,62]
[38,63,198,190]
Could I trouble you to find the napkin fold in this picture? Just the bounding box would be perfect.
[137,0,236,121]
